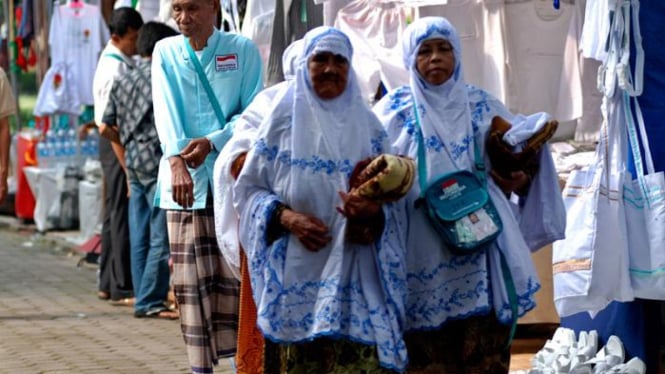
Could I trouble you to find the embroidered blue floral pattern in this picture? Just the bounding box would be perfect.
[468,85,492,133]
[415,24,452,46]
[371,130,388,155]
[496,276,540,324]
[390,86,477,161]
[254,138,355,177]
[389,87,418,136]
[447,134,474,160]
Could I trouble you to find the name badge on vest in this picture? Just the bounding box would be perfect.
[216,54,238,72]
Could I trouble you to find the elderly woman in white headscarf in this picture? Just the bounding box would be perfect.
[234,27,409,373]
[373,17,564,372]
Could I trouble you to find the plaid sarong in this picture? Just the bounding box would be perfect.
[167,205,240,374]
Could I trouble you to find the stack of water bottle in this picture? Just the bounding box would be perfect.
[36,126,99,168]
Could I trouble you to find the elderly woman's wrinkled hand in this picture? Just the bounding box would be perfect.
[279,209,332,251]
[337,191,382,219]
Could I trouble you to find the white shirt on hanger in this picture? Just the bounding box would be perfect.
[504,0,573,115]
[115,0,161,21]
[335,0,410,103]
[579,0,609,61]
[49,3,110,106]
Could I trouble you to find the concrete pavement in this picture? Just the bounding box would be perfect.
[0,218,234,374]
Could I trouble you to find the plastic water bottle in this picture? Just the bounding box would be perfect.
[81,132,99,160]
[56,128,67,143]
[66,127,80,165]
[65,140,77,165]
[53,138,66,166]
[40,129,57,168]
[36,141,51,168]
[45,129,56,145]
[88,132,99,158]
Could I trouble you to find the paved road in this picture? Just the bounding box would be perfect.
[0,222,234,374]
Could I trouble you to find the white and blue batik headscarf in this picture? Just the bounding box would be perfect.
[403,17,477,177]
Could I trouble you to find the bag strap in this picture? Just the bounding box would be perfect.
[617,0,644,97]
[183,38,227,128]
[624,92,656,206]
[413,104,428,195]
[103,52,132,69]
[500,252,519,348]
[412,100,486,197]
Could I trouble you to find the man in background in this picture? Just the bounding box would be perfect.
[92,7,143,305]
[102,21,179,320]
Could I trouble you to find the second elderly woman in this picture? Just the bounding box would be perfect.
[374,17,565,373]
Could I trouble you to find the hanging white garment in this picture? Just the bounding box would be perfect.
[33,62,81,116]
[156,0,179,30]
[321,0,353,26]
[574,57,603,142]
[503,0,573,115]
[580,0,610,61]
[49,3,110,106]
[139,0,161,20]
[417,0,509,103]
[552,0,602,142]
[607,0,665,300]
[554,0,583,123]
[240,0,276,66]
[114,0,160,20]
[335,0,409,103]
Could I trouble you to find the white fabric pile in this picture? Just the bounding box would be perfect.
[511,327,645,374]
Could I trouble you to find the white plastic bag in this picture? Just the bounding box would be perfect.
[553,94,633,318]
[622,93,665,300]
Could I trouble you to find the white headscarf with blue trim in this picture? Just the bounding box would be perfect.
[403,17,476,176]
[288,27,386,226]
